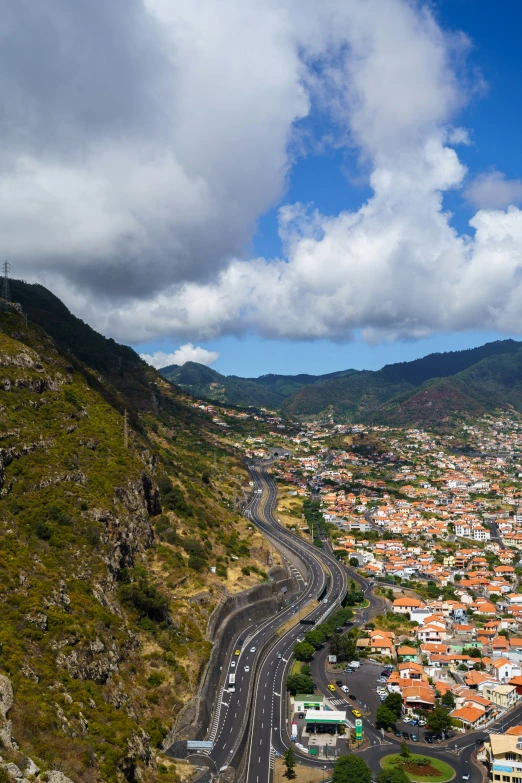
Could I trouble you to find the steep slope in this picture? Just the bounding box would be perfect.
[376,348,522,428]
[281,339,522,422]
[0,301,273,783]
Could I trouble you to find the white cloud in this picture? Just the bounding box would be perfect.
[140,344,220,369]
[8,0,522,345]
[464,169,522,210]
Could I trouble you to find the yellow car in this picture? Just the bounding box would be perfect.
[352,709,361,718]
[327,684,336,692]
[234,649,240,656]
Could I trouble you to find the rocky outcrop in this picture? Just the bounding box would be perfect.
[0,673,15,749]
[45,772,75,783]
[0,439,54,493]
[94,474,157,576]
[0,674,14,718]
[55,637,135,684]
[0,348,43,370]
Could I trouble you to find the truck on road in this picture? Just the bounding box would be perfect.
[228,673,236,692]
[291,723,298,741]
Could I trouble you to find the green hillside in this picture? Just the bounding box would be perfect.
[376,348,522,428]
[160,361,285,408]
[281,339,522,424]
[159,362,357,410]
[0,291,272,783]
[159,339,522,427]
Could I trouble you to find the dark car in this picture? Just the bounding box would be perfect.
[345,620,353,626]
[425,735,433,744]
[335,626,343,632]
[336,680,343,687]
[298,712,305,719]
[402,732,409,740]
[395,730,402,738]
[349,694,356,700]
[380,671,389,677]
[411,734,418,742]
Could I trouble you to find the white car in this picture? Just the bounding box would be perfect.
[418,720,426,726]
[244,665,250,672]
[341,685,350,693]
[250,647,256,653]
[231,661,236,668]
[403,716,411,724]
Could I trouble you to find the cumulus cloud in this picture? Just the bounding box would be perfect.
[140,344,220,369]
[7,0,522,344]
[464,169,522,210]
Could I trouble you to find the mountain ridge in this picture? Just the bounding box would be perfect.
[159,339,522,428]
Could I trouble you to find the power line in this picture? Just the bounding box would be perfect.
[1,261,10,314]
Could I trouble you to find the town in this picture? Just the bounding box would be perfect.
[190,398,522,779]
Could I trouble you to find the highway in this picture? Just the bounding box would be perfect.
[205,461,348,781]
[204,462,503,783]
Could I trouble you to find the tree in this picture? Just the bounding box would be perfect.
[441,691,455,709]
[293,641,315,661]
[377,769,410,783]
[304,628,328,649]
[349,557,359,567]
[426,706,453,736]
[384,692,404,718]
[376,705,397,730]
[286,673,315,696]
[329,633,357,662]
[333,755,372,783]
[400,741,410,758]
[284,747,296,779]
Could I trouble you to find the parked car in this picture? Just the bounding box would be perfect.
[403,717,411,724]
[298,712,305,719]
[336,681,343,687]
[411,734,418,742]
[349,694,357,700]
[395,730,402,738]
[341,685,350,694]
[418,720,426,726]
[410,719,418,726]
[344,668,353,674]
[402,732,409,740]
[425,735,433,744]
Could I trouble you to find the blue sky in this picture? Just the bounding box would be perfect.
[134,1,522,377]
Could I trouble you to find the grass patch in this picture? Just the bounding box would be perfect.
[381,755,455,783]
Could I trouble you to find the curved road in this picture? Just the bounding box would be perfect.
[206,462,347,780]
[205,463,498,783]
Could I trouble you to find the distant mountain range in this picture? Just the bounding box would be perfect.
[160,339,522,428]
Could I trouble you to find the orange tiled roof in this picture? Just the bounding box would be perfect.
[450,706,485,723]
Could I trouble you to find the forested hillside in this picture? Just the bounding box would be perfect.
[160,338,522,429]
